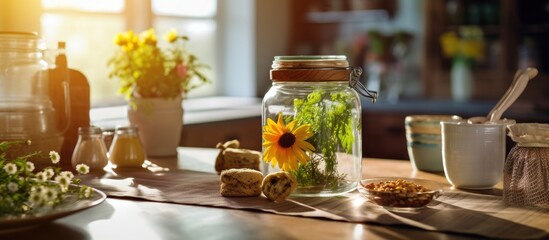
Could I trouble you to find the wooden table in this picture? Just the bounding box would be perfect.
[2,147,498,240]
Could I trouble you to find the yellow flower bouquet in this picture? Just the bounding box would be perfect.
[108,28,210,100]
[440,26,485,101]
[440,26,485,64]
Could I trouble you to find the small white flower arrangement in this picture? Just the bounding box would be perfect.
[0,140,92,215]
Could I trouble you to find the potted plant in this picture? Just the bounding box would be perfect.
[440,26,485,102]
[108,28,210,156]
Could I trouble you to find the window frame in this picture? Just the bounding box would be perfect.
[40,0,220,106]
[1,0,260,107]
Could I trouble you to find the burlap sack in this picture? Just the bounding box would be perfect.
[504,123,549,208]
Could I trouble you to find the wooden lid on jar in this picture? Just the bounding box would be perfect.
[270,55,352,82]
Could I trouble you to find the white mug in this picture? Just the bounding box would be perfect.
[441,120,514,189]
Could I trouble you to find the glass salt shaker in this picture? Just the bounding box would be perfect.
[72,126,109,171]
[109,125,146,168]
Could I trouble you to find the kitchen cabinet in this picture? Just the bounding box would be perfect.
[363,112,408,160]
[288,0,397,66]
[424,0,549,101]
[289,0,549,102]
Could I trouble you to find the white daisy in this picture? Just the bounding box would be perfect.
[81,186,94,198]
[41,187,58,202]
[49,151,60,164]
[55,175,70,192]
[59,171,74,180]
[28,189,43,206]
[21,204,30,212]
[26,161,35,172]
[35,172,47,182]
[43,168,55,179]
[3,163,17,175]
[75,164,90,175]
[7,182,19,192]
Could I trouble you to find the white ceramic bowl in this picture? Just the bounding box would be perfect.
[405,115,461,172]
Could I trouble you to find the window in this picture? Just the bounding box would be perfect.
[152,1,217,99]
[40,0,217,107]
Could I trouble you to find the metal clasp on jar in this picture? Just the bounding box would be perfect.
[349,67,378,103]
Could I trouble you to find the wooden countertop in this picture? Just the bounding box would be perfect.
[1,147,513,240]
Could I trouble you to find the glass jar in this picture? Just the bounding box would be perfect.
[262,55,376,197]
[108,126,146,168]
[71,126,109,171]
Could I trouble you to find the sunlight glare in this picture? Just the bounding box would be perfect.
[352,225,364,240]
[352,196,367,207]
[152,0,216,17]
[42,0,124,12]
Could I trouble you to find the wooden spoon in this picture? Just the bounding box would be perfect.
[467,68,537,124]
[489,68,538,122]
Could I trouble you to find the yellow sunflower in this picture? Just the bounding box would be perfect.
[262,113,315,171]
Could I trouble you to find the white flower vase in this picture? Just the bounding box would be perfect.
[127,96,183,157]
[450,58,473,102]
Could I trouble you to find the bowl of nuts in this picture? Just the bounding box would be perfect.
[358,177,443,212]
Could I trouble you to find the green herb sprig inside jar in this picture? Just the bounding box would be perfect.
[262,55,376,197]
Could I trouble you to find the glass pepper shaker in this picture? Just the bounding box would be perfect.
[109,125,146,168]
[71,126,109,171]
